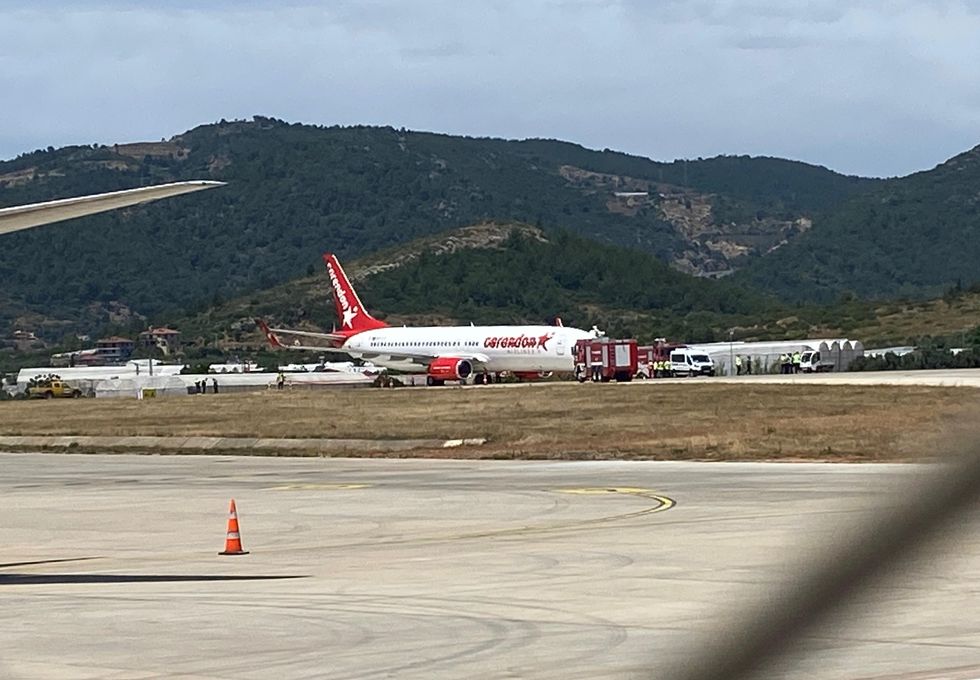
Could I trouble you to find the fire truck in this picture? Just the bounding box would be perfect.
[636,339,687,378]
[573,338,638,382]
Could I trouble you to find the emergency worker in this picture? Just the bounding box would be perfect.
[792,351,802,373]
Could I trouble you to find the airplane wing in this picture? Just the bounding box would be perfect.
[257,320,489,367]
[0,180,225,235]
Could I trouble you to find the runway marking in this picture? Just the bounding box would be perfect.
[287,486,675,548]
[268,483,371,491]
[437,488,675,541]
[554,487,677,519]
[551,487,677,525]
[557,487,656,495]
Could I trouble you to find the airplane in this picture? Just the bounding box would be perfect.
[258,253,601,385]
[0,180,225,236]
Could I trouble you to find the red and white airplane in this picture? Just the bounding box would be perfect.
[259,253,600,385]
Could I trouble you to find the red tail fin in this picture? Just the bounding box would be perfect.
[255,318,284,348]
[322,253,388,333]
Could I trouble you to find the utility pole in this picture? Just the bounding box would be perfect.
[729,329,735,377]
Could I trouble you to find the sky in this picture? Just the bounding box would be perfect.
[2,0,980,177]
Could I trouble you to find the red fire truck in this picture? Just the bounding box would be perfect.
[636,339,687,378]
[573,338,638,382]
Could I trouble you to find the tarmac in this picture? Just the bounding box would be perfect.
[659,368,980,388]
[1,453,978,679]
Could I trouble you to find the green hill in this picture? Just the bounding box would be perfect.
[175,222,778,348]
[739,144,980,302]
[184,222,980,353]
[8,116,976,346]
[6,218,977,375]
[0,117,872,339]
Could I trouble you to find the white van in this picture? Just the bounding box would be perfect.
[669,349,715,377]
[799,350,834,373]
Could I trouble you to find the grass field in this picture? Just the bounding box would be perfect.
[1,382,976,461]
[844,292,980,346]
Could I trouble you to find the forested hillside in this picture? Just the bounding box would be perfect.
[183,222,980,351]
[739,144,980,301]
[5,116,977,343]
[177,223,778,347]
[0,117,872,339]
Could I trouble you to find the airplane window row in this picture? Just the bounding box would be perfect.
[367,340,481,348]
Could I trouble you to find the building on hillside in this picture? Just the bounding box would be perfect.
[611,191,651,209]
[139,327,181,356]
[9,330,44,351]
[96,336,135,363]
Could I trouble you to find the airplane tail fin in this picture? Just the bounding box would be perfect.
[322,253,388,333]
[255,318,284,348]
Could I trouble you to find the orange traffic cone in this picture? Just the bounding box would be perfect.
[219,499,249,555]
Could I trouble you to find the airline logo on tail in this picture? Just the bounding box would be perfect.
[322,253,388,333]
[329,267,358,328]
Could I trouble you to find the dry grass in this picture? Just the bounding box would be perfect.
[2,383,976,461]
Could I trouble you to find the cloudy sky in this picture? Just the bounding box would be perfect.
[2,0,980,177]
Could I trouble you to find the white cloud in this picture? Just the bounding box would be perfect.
[1,0,979,176]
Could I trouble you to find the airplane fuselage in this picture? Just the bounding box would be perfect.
[343,325,593,373]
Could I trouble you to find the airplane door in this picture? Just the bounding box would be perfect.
[556,336,566,355]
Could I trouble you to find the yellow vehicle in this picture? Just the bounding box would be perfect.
[27,378,82,399]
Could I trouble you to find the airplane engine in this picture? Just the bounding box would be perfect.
[427,357,474,383]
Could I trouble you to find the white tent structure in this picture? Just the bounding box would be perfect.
[94,376,189,398]
[9,359,376,399]
[92,371,376,397]
[14,360,185,396]
[690,339,865,376]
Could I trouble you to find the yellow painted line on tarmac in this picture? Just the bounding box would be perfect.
[557,487,655,495]
[286,485,676,551]
[555,487,676,518]
[268,483,371,491]
[448,487,676,541]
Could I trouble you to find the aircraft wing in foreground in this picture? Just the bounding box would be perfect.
[0,180,225,235]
